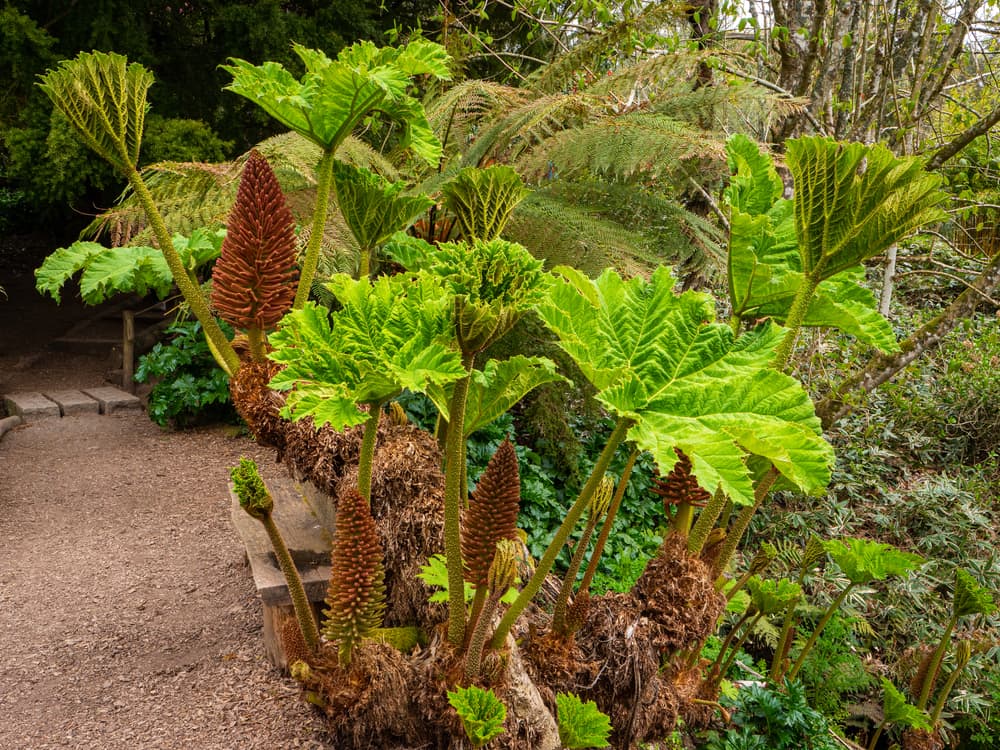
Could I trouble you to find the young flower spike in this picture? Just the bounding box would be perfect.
[211,150,298,355]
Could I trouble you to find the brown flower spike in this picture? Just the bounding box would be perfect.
[211,150,298,335]
[651,448,711,512]
[322,488,386,667]
[462,439,522,588]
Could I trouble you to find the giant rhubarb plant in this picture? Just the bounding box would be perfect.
[211,150,298,361]
[222,40,451,307]
[268,273,466,501]
[332,162,433,277]
[38,51,240,375]
[323,488,387,667]
[726,135,948,366]
[490,265,835,649]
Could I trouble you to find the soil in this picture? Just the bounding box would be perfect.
[0,234,334,749]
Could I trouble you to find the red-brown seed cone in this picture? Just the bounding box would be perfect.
[322,489,386,657]
[211,150,298,332]
[462,439,522,588]
[651,448,711,512]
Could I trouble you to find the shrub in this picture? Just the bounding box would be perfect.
[135,320,239,428]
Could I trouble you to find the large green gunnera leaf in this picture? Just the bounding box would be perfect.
[223,40,450,163]
[787,136,947,279]
[537,266,833,506]
[332,162,433,252]
[725,135,901,352]
[35,228,224,304]
[268,274,466,428]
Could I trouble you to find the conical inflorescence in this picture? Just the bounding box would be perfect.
[323,488,386,666]
[462,439,522,588]
[211,150,298,332]
[651,449,710,512]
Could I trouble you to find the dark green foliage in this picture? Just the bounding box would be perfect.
[705,680,840,750]
[135,320,238,428]
[795,615,873,723]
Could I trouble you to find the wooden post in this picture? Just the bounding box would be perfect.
[122,310,135,394]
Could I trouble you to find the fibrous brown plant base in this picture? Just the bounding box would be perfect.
[902,727,944,750]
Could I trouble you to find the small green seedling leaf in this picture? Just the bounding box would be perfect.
[953,568,996,618]
[556,692,612,749]
[447,685,507,747]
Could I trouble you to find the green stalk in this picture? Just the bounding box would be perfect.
[262,513,320,653]
[717,612,765,681]
[786,583,854,681]
[772,273,822,371]
[929,646,970,725]
[463,585,488,650]
[917,616,957,710]
[708,608,755,677]
[247,325,265,363]
[126,165,240,376]
[551,509,601,635]
[292,149,336,310]
[464,591,503,681]
[866,722,886,750]
[489,418,634,651]
[672,501,696,536]
[712,466,780,578]
[688,488,727,556]
[444,357,476,646]
[577,449,637,598]
[357,403,383,504]
[770,571,810,682]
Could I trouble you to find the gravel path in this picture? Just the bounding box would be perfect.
[0,413,334,750]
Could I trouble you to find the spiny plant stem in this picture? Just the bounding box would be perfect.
[917,617,957,709]
[357,404,383,504]
[577,449,637,598]
[293,149,335,310]
[551,508,600,635]
[786,583,854,681]
[688,488,726,556]
[126,165,240,376]
[772,273,822,371]
[247,325,265,362]
[489,418,633,651]
[464,591,502,682]
[445,358,476,646]
[717,612,765,681]
[712,466,780,579]
[262,513,320,653]
[929,655,966,725]
[463,585,488,651]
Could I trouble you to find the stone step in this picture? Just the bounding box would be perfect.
[3,387,142,421]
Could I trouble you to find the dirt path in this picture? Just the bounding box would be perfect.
[0,236,334,749]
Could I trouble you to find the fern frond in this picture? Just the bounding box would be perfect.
[461,92,599,169]
[424,79,528,163]
[515,112,727,188]
[527,2,685,94]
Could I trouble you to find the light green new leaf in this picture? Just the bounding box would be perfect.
[427,355,567,437]
[882,678,932,730]
[448,685,507,747]
[746,577,802,615]
[556,692,612,749]
[36,242,108,303]
[953,568,996,618]
[724,133,784,216]
[441,165,530,241]
[332,162,433,251]
[823,538,923,585]
[538,266,833,506]
[382,231,436,271]
[38,51,151,172]
[223,41,450,163]
[725,136,899,352]
[787,136,947,279]
[174,227,225,270]
[268,275,466,428]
